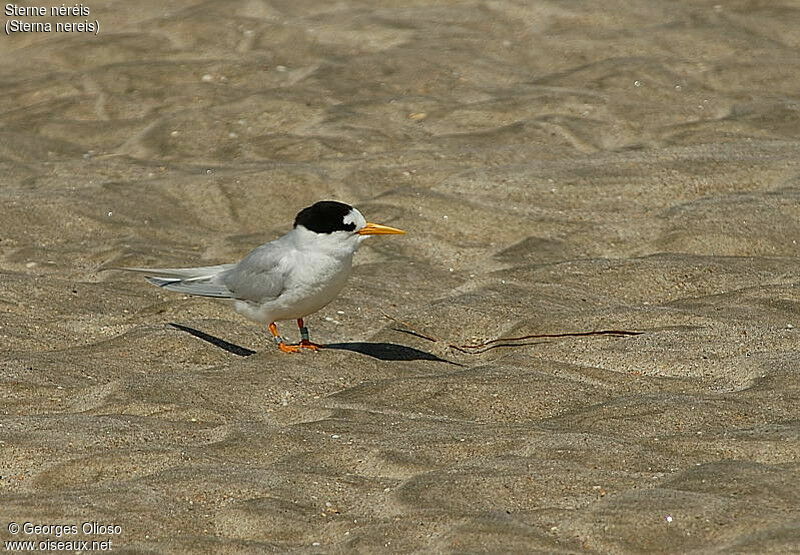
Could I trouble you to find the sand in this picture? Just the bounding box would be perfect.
[2,0,800,552]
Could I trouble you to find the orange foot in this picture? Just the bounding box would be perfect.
[300,340,321,351]
[277,342,303,353]
[277,341,321,353]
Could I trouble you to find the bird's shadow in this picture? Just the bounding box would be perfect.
[323,342,461,365]
[167,323,460,365]
[168,323,256,356]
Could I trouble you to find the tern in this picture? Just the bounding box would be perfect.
[122,201,405,352]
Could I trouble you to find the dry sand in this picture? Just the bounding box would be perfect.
[2,0,800,552]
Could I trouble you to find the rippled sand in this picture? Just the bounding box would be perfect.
[2,1,800,552]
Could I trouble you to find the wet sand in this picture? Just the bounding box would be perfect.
[2,0,800,552]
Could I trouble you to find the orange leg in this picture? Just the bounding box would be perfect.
[268,322,301,353]
[297,318,321,351]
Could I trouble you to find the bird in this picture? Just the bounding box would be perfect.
[120,200,405,353]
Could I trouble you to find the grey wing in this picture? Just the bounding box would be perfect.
[220,242,289,303]
[120,264,236,298]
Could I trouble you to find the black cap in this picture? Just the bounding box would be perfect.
[294,201,356,234]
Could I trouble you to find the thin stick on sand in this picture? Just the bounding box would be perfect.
[381,311,643,354]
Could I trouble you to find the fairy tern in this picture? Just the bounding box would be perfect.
[122,201,405,352]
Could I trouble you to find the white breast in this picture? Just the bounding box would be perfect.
[233,248,354,324]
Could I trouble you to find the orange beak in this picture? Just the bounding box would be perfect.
[357,222,406,235]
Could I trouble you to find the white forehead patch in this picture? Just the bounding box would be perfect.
[343,208,367,230]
